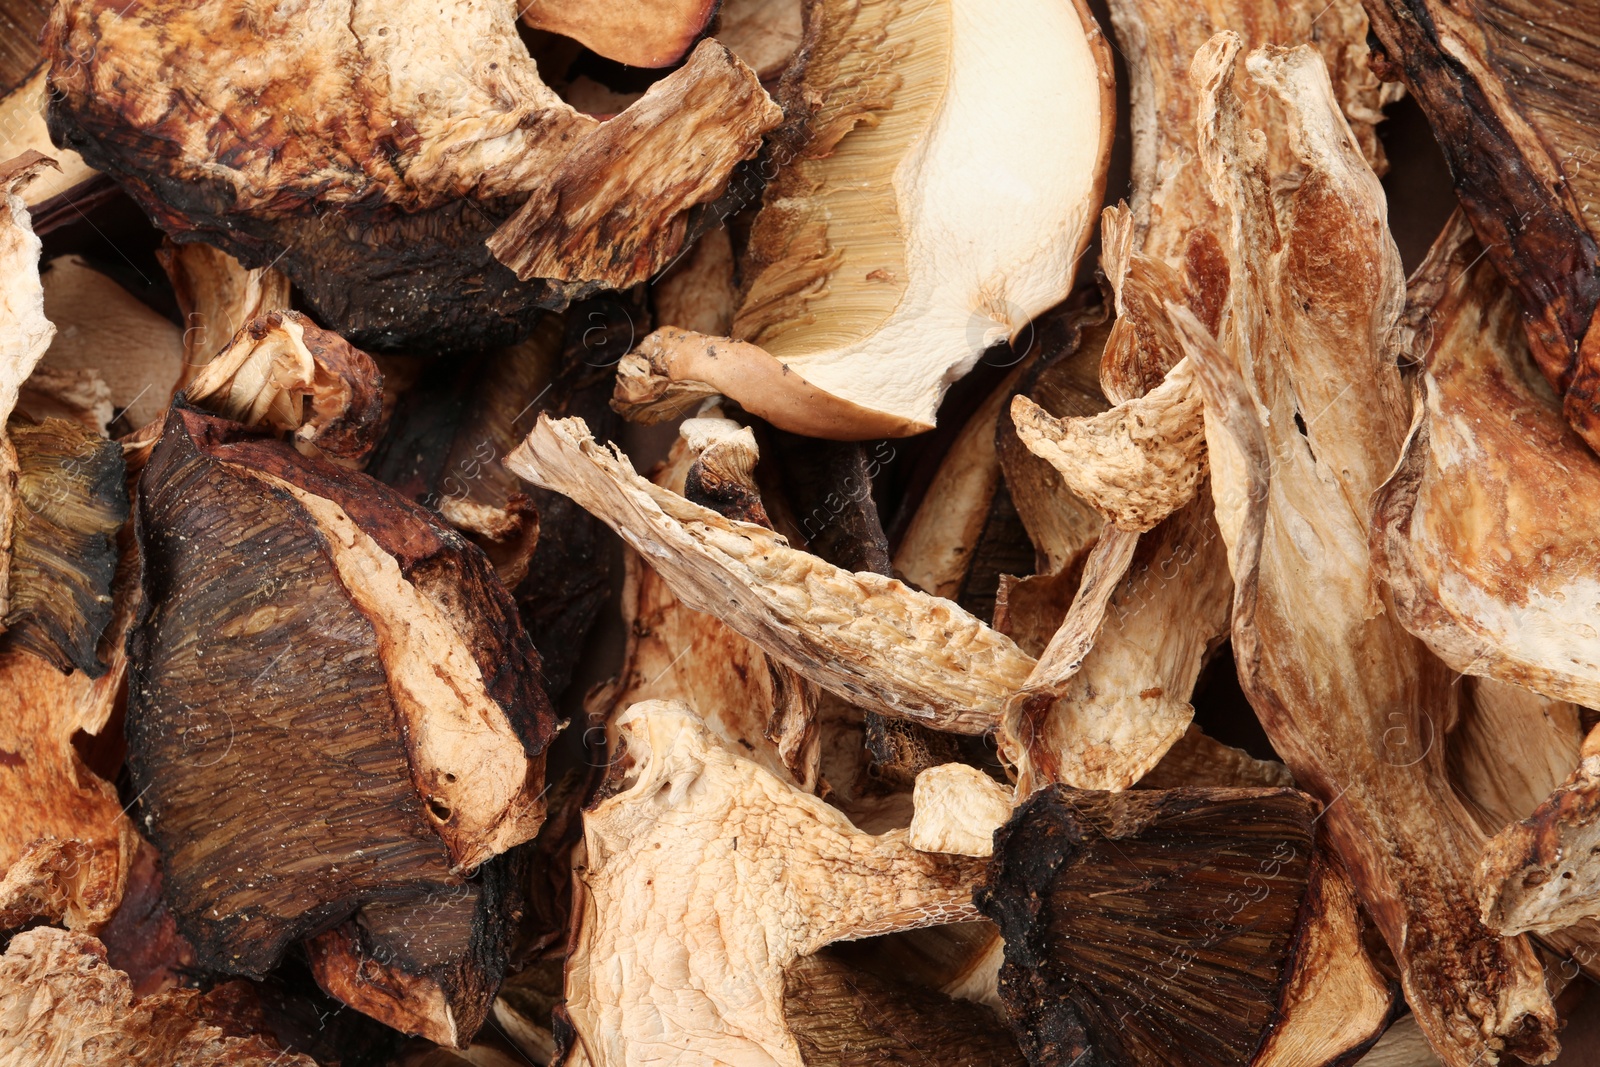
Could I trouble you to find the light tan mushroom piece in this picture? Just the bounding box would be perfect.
[505,415,1036,733]
[1141,723,1295,789]
[1372,212,1600,709]
[717,0,804,80]
[907,763,1012,858]
[0,70,98,214]
[1178,35,1557,1064]
[588,421,819,791]
[611,0,1115,439]
[564,701,985,1067]
[519,0,718,69]
[1451,677,1585,837]
[652,225,738,338]
[38,255,184,428]
[0,928,315,1066]
[0,151,56,629]
[157,241,291,389]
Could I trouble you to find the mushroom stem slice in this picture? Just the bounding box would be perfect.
[1180,35,1557,1065]
[506,415,1037,733]
[566,700,984,1067]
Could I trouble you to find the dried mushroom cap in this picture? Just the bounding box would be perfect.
[908,763,1012,858]
[565,701,984,1067]
[186,309,385,466]
[519,0,717,68]
[1373,216,1600,709]
[507,414,1036,732]
[613,0,1115,438]
[975,784,1321,1067]
[0,928,316,1066]
[1179,35,1557,1064]
[1364,0,1600,453]
[45,0,778,353]
[129,405,554,981]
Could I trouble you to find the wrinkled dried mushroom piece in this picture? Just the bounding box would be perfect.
[1373,215,1600,708]
[977,784,1335,1066]
[1180,36,1557,1064]
[1364,0,1600,452]
[158,240,292,389]
[0,928,315,1066]
[129,405,555,1039]
[46,0,778,352]
[185,309,385,466]
[564,701,984,1067]
[614,0,1114,438]
[519,0,717,68]
[507,415,1036,732]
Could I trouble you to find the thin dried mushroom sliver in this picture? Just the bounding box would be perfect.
[1180,35,1557,1064]
[1363,0,1600,453]
[0,928,316,1066]
[507,415,1036,733]
[975,783,1338,1067]
[519,0,717,68]
[158,241,292,389]
[129,406,554,989]
[1372,216,1600,709]
[613,0,1115,438]
[45,0,779,353]
[564,701,984,1067]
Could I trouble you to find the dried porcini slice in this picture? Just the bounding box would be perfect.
[158,241,293,389]
[519,0,718,69]
[975,784,1322,1066]
[128,404,555,1040]
[44,0,779,353]
[506,414,1036,732]
[1364,0,1600,453]
[0,928,315,1066]
[563,701,984,1067]
[1372,215,1600,709]
[1180,34,1557,1064]
[613,0,1115,438]
[185,309,385,467]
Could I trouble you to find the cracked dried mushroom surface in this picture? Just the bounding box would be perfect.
[7,0,1600,1063]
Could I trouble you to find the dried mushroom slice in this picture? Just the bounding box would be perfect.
[129,405,554,985]
[45,0,779,353]
[975,784,1322,1067]
[185,309,385,466]
[1,417,125,676]
[0,928,316,1067]
[158,241,292,389]
[1478,732,1600,939]
[908,763,1012,858]
[613,0,1115,438]
[591,423,819,791]
[39,255,184,428]
[564,701,984,1067]
[1450,676,1585,836]
[1364,0,1600,452]
[782,949,1026,1066]
[1373,216,1600,708]
[1180,36,1557,1064]
[0,71,101,222]
[519,0,717,68]
[507,415,1036,732]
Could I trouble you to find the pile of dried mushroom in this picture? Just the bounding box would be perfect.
[3,0,1600,1063]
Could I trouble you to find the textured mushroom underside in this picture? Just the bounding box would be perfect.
[565,702,984,1067]
[614,0,1113,436]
